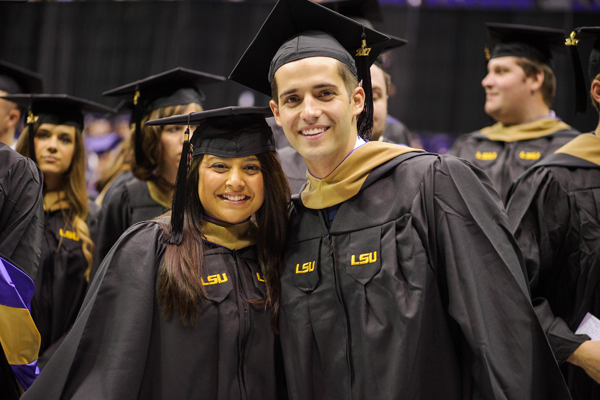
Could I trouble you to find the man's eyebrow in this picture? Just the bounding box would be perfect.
[279,83,339,100]
[313,83,337,89]
[280,88,298,99]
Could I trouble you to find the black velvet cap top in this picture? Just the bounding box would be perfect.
[229,0,390,97]
[486,23,566,66]
[0,94,114,131]
[103,67,225,114]
[0,60,43,95]
[374,35,408,68]
[320,0,383,22]
[146,106,275,158]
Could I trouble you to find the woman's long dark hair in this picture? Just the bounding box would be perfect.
[158,152,290,328]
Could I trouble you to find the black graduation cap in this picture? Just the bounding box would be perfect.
[146,106,274,245]
[0,94,115,164]
[374,35,408,68]
[319,0,408,70]
[229,0,391,140]
[566,27,600,113]
[486,23,566,67]
[320,0,383,23]
[0,60,43,95]
[103,67,226,169]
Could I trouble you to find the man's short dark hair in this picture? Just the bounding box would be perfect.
[515,57,556,107]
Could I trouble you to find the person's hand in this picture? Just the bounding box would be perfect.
[568,340,600,383]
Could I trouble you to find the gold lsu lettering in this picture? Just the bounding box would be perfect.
[475,151,497,161]
[519,151,541,160]
[295,261,315,274]
[59,229,80,241]
[202,273,228,286]
[256,272,265,282]
[351,251,377,265]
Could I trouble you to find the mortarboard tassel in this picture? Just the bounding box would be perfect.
[132,88,147,167]
[165,124,192,245]
[566,31,588,114]
[26,100,38,164]
[356,31,373,141]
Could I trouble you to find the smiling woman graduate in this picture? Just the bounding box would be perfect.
[21,106,290,400]
[8,94,112,371]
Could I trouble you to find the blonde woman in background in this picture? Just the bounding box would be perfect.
[10,94,113,369]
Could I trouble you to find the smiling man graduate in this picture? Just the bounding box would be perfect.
[229,0,571,398]
[449,23,580,202]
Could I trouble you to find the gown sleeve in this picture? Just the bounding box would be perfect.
[0,155,44,279]
[506,167,589,364]
[424,155,570,399]
[21,222,165,400]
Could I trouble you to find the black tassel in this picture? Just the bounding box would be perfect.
[26,107,37,164]
[569,44,587,114]
[356,31,373,141]
[132,89,146,167]
[165,126,191,245]
[566,30,587,114]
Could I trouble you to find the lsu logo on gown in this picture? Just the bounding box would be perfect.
[296,261,315,274]
[475,151,497,161]
[519,151,541,160]
[59,229,80,241]
[351,251,377,265]
[202,273,228,285]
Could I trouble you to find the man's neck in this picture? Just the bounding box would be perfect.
[595,120,600,137]
[497,104,552,127]
[305,136,364,179]
[0,130,15,147]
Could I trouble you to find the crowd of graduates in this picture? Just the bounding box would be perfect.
[0,0,600,398]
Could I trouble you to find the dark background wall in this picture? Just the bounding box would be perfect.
[0,1,598,137]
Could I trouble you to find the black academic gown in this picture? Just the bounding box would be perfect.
[98,170,133,207]
[0,144,43,400]
[0,143,44,278]
[31,201,100,369]
[449,123,579,202]
[93,177,167,278]
[22,221,280,400]
[279,152,570,400]
[506,140,600,400]
[381,116,414,145]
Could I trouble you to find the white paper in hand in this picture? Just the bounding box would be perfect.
[575,313,600,341]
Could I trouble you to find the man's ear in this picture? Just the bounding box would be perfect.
[528,70,544,92]
[269,100,282,127]
[591,80,600,107]
[7,108,20,129]
[352,86,365,117]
